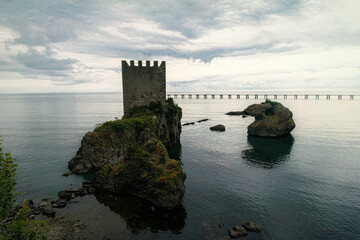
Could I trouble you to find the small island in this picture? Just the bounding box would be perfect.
[243,100,295,137]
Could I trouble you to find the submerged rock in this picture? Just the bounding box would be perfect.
[94,138,186,210]
[68,99,182,174]
[228,225,248,238]
[244,100,295,137]
[210,124,226,132]
[242,221,262,232]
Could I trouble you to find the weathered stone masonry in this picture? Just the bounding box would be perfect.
[122,60,166,115]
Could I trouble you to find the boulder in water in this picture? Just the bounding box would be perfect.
[244,100,295,137]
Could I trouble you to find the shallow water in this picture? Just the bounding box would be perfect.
[1,93,359,239]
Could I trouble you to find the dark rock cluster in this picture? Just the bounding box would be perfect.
[228,221,262,239]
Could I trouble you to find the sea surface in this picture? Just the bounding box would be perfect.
[0,93,359,240]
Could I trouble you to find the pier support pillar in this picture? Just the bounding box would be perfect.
[305,95,308,99]
[326,95,330,100]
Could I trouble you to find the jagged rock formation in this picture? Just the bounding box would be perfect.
[244,100,295,137]
[94,138,186,210]
[68,99,185,209]
[68,99,182,174]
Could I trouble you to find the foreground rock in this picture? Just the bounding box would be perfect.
[94,138,186,209]
[244,100,295,137]
[68,99,182,174]
[210,124,225,132]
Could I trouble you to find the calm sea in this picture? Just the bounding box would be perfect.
[0,93,359,240]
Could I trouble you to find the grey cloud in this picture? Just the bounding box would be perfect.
[13,48,78,72]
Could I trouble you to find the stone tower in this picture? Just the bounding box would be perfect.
[122,60,166,115]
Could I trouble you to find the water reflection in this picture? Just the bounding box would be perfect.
[95,192,187,234]
[242,135,294,168]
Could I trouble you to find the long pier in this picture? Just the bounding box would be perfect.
[166,94,358,100]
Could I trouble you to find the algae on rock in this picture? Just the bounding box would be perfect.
[68,99,182,174]
[94,138,186,209]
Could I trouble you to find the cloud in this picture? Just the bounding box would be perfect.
[0,0,359,92]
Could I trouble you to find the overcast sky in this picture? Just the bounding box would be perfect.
[0,0,359,93]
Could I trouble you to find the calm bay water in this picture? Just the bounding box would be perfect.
[0,93,359,240]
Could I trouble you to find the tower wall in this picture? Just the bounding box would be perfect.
[122,60,166,115]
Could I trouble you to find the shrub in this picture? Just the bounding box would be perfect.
[0,140,17,219]
[0,139,49,239]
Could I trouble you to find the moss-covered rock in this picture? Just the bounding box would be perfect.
[94,138,186,209]
[68,99,182,174]
[244,100,295,137]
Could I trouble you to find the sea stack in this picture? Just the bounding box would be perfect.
[243,100,295,137]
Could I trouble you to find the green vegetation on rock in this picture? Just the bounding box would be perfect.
[95,138,186,209]
[69,99,182,174]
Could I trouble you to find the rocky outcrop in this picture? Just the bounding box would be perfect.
[68,99,185,209]
[94,138,186,209]
[244,100,295,137]
[68,99,182,174]
[210,124,225,132]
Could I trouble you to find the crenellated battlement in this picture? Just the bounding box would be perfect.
[122,60,166,115]
[122,60,165,68]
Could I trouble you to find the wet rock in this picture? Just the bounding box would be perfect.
[242,221,262,232]
[62,171,73,176]
[58,190,74,200]
[53,199,67,208]
[197,118,209,123]
[38,198,55,209]
[244,100,295,137]
[41,204,55,217]
[182,122,195,126]
[210,124,225,132]
[226,111,244,116]
[228,225,248,238]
